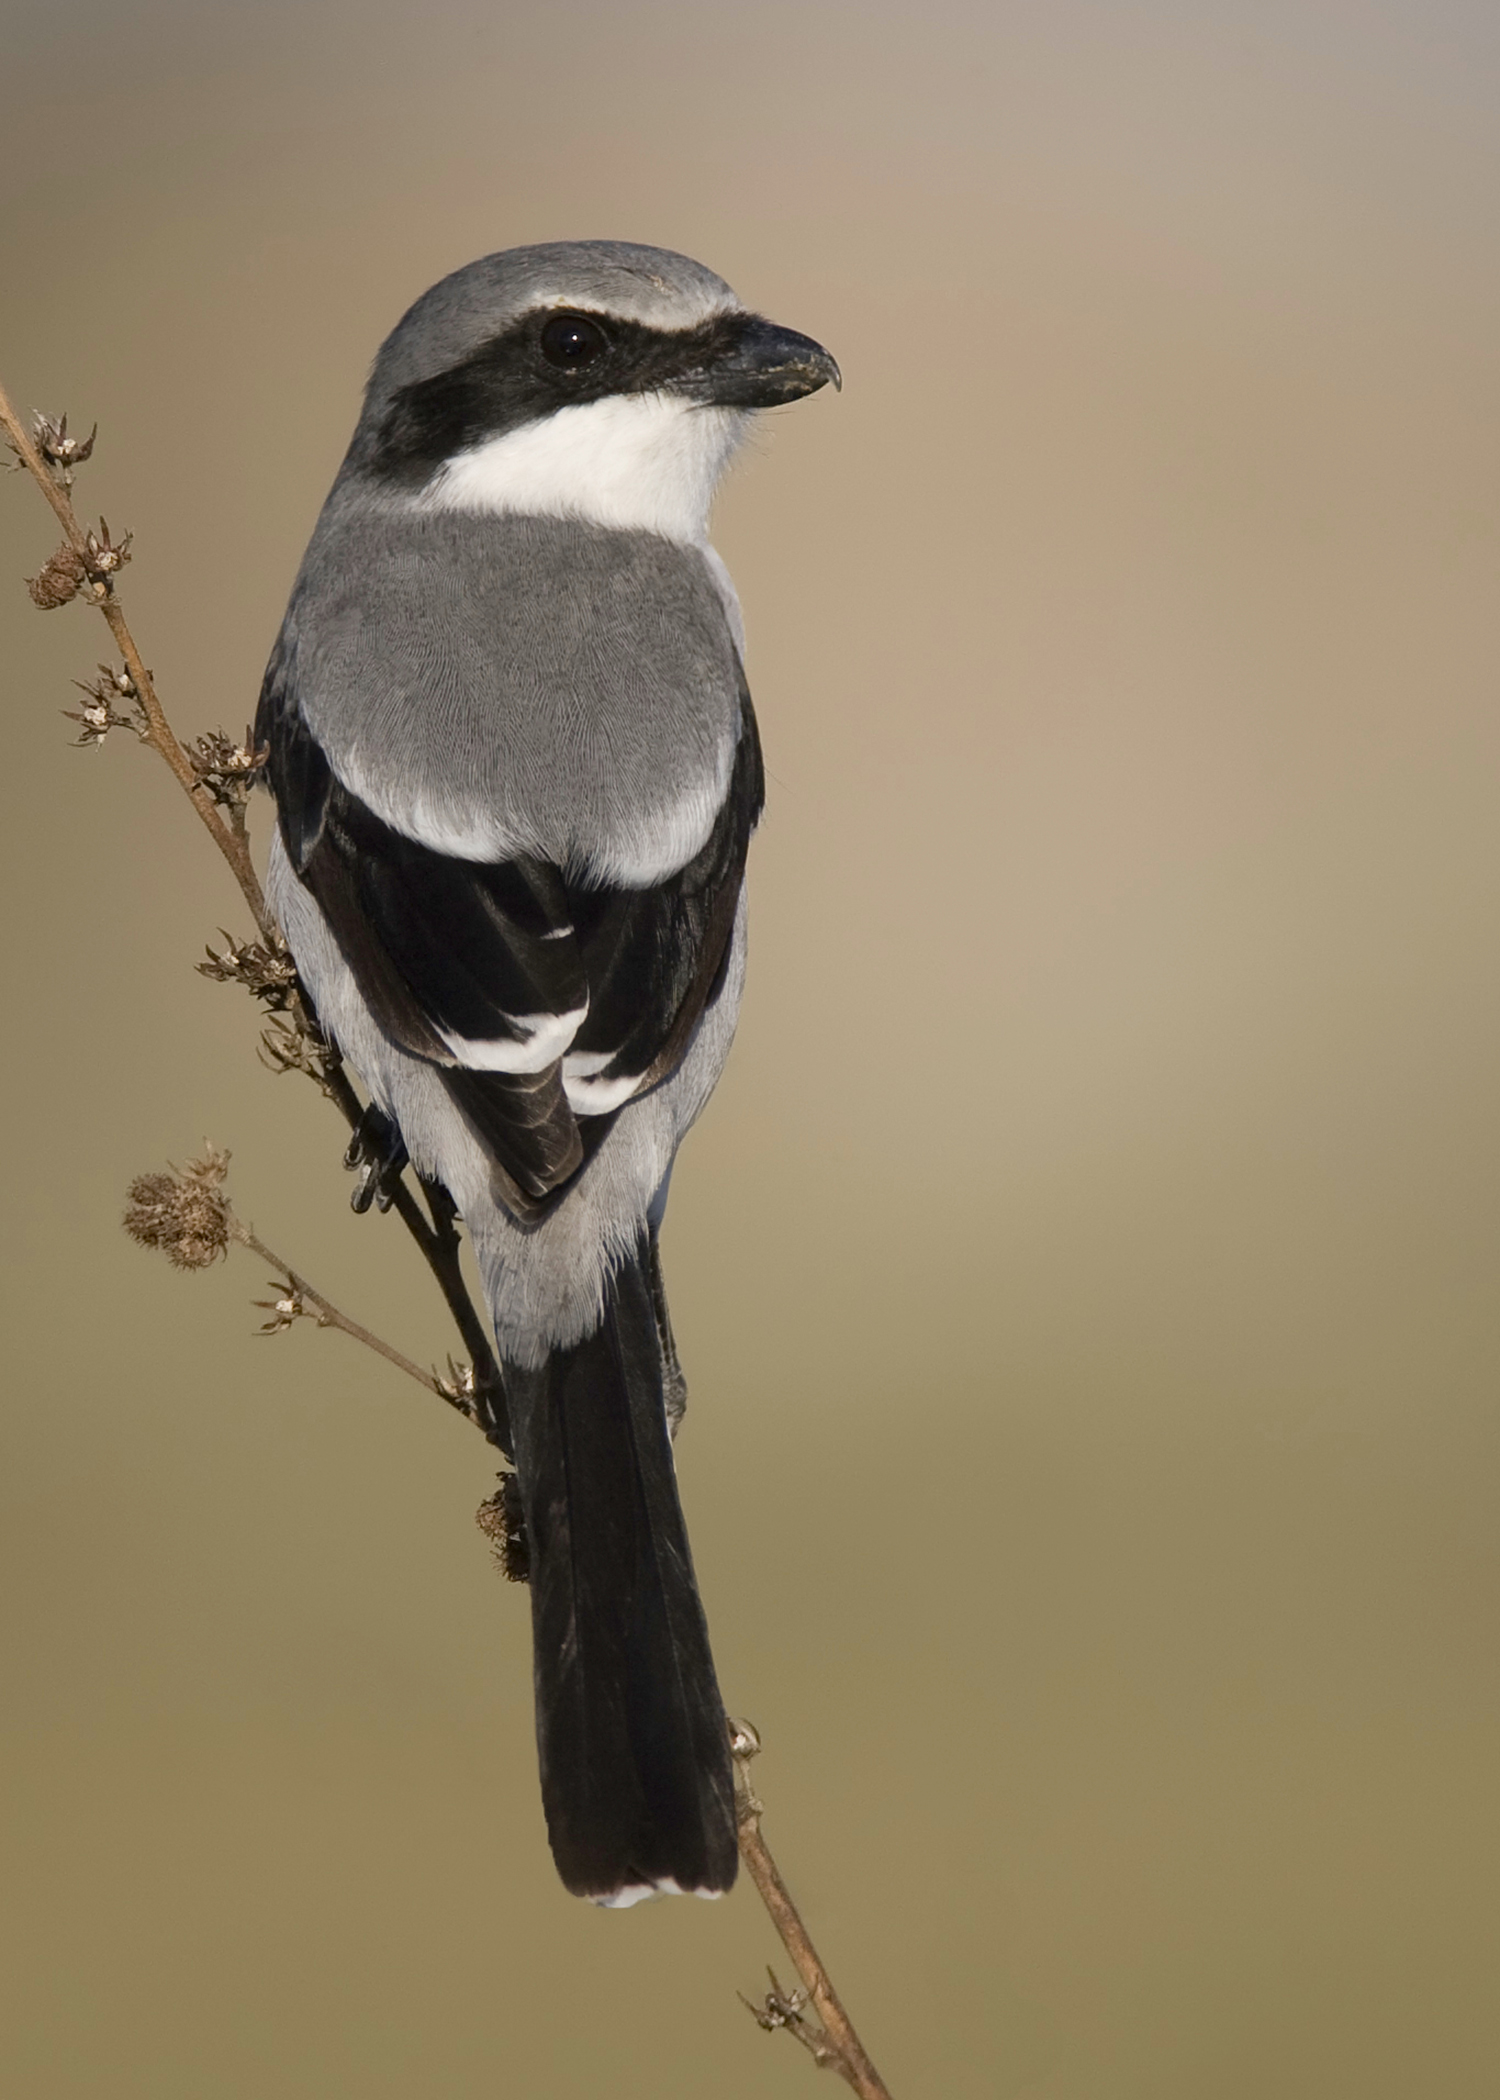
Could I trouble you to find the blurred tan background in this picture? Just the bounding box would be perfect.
[3,1,1499,2093]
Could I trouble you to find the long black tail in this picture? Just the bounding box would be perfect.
[503,1236,737,1904]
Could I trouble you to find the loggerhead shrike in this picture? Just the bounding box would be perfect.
[256,242,838,1905]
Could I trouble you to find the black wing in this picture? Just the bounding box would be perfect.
[257,642,763,1221]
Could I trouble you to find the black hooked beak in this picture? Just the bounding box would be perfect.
[690,314,842,409]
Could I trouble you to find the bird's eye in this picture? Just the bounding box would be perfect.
[539,313,610,369]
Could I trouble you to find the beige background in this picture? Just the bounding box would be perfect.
[3,2,1499,2094]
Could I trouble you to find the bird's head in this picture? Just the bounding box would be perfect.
[350,240,839,542]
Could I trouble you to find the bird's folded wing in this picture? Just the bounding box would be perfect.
[564,693,763,1101]
[257,659,762,1216]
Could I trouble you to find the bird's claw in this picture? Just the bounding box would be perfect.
[344,1104,409,1213]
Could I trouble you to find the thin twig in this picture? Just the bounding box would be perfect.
[731,1722,895,2098]
[0,375,267,930]
[121,1149,476,1421]
[225,1207,469,1412]
[413,1176,512,1448]
[0,367,507,1447]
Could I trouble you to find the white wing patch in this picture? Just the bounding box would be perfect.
[437,1006,587,1072]
[562,1050,645,1116]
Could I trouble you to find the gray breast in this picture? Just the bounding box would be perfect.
[286,506,744,885]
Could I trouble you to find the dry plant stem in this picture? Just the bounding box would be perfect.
[733,1730,895,2099]
[0,375,266,930]
[226,1207,465,1411]
[1,366,507,1444]
[413,1178,512,1444]
[319,1063,503,1429]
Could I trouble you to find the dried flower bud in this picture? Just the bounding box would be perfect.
[436,1357,478,1411]
[476,1473,530,1583]
[123,1146,232,1271]
[31,411,97,486]
[190,729,269,810]
[259,1011,338,1085]
[253,1277,314,1335]
[198,930,299,1008]
[27,543,86,610]
[64,664,146,748]
[81,518,131,592]
[65,695,115,747]
[743,1978,812,2038]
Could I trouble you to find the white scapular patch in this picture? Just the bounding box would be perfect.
[325,760,729,890]
[562,1050,644,1116]
[422,393,750,543]
[437,1006,587,1072]
[578,774,728,887]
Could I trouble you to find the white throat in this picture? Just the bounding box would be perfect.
[420,394,749,543]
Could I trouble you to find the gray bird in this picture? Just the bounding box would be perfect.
[256,241,838,1905]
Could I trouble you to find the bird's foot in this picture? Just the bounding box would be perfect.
[343,1104,409,1214]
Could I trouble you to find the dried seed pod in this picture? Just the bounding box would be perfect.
[476,1473,530,1583]
[27,543,86,610]
[122,1147,232,1271]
